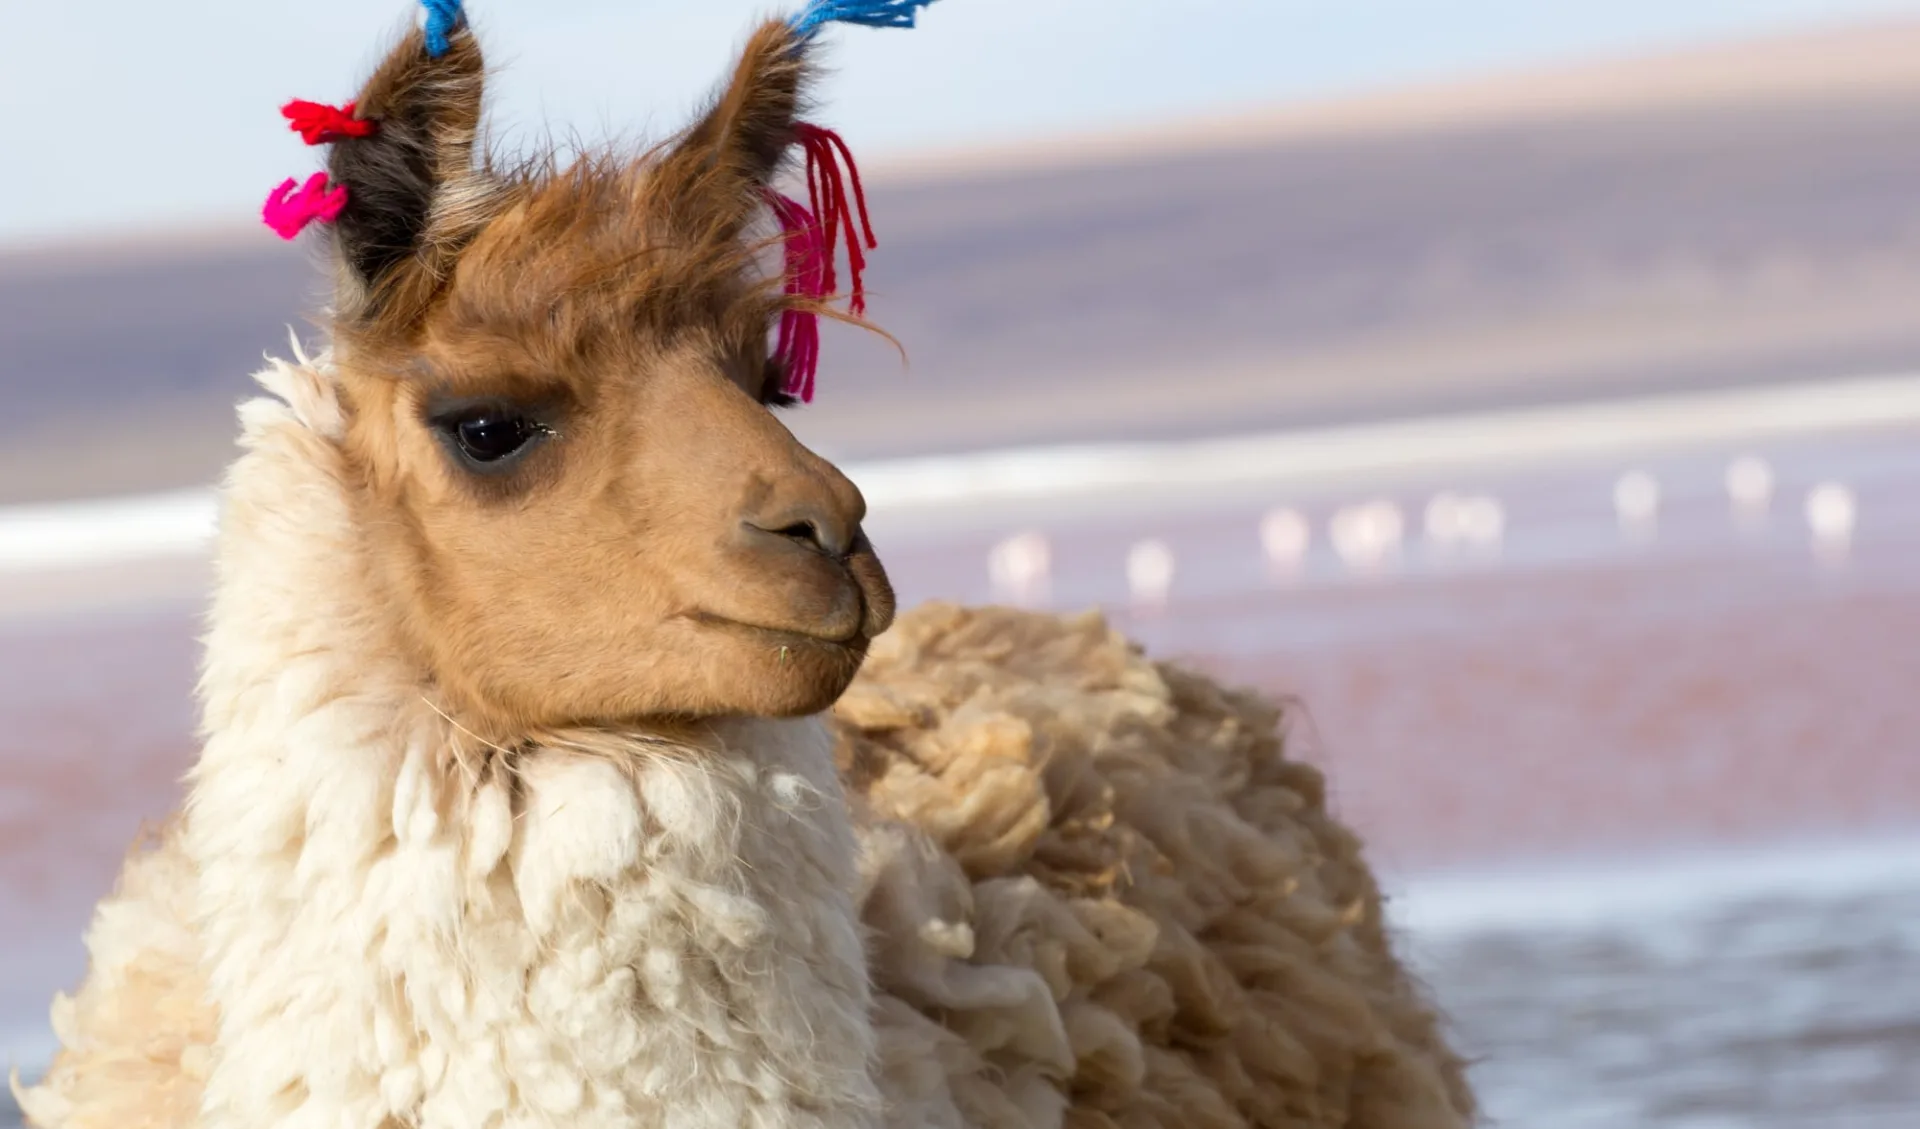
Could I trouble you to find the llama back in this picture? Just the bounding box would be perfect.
[837,604,1478,1128]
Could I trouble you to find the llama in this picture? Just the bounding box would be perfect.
[12,4,1477,1126]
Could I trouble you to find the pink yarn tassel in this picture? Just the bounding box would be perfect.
[262,172,348,240]
[766,190,832,402]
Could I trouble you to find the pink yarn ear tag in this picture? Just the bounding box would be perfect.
[262,172,348,240]
[766,190,831,402]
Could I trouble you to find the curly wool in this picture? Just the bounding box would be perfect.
[842,606,1476,1128]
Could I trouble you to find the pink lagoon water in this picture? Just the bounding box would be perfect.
[4,426,1919,1126]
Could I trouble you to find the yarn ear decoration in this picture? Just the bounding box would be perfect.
[793,124,877,316]
[767,0,934,400]
[790,0,939,35]
[260,0,464,242]
[263,96,375,237]
[282,100,377,145]
[420,0,465,57]
[767,123,880,402]
[263,173,349,240]
[767,191,828,403]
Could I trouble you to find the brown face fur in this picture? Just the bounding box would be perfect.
[320,19,894,733]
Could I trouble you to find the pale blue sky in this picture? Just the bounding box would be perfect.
[4,0,1919,248]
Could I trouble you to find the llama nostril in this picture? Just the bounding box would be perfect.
[774,521,823,548]
[745,510,853,559]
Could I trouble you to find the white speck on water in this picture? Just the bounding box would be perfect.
[1615,470,1661,536]
[1331,500,1405,572]
[1726,455,1775,525]
[1125,539,1176,611]
[1426,492,1505,554]
[1806,483,1857,566]
[987,531,1052,607]
[1260,507,1312,580]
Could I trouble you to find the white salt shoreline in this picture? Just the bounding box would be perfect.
[6,370,1919,574]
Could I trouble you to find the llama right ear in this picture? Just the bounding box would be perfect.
[326,16,496,328]
[648,19,811,244]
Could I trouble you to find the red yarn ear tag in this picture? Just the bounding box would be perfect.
[767,123,879,402]
[281,100,377,145]
[793,124,877,317]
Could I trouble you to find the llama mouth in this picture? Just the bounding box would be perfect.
[689,562,886,650]
[693,612,871,652]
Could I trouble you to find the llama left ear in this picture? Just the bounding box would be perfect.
[326,14,499,330]
[651,20,811,239]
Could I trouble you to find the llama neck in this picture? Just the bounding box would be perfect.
[181,366,879,1129]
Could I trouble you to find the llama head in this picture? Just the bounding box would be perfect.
[304,10,896,732]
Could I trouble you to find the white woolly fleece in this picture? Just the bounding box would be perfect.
[179,356,882,1129]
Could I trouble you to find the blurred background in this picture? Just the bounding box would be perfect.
[6,1,1920,1125]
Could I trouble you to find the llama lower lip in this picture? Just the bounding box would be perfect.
[696,613,867,651]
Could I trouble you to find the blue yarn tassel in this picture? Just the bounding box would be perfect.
[421,0,463,57]
[790,0,939,37]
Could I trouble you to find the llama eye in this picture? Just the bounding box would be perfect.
[427,401,550,472]
[454,415,535,462]
[759,359,797,408]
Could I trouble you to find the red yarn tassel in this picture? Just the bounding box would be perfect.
[764,125,880,402]
[793,123,878,317]
[281,99,377,145]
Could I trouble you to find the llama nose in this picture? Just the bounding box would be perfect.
[743,503,855,559]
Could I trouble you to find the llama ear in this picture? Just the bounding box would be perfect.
[327,20,497,326]
[652,21,811,237]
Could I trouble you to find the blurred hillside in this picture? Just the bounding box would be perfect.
[4,19,1920,502]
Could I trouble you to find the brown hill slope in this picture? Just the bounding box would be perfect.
[6,20,1920,502]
